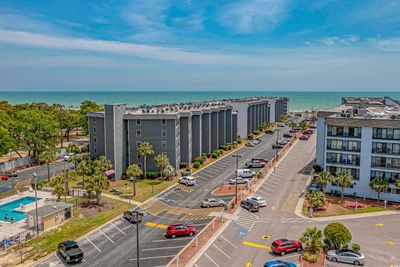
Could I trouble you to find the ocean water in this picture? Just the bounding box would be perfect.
[1,91,400,111]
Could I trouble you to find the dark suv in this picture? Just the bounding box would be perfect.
[240,199,260,212]
[271,239,302,256]
[58,241,84,264]
[123,210,143,223]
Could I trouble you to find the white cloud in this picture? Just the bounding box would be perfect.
[320,35,359,46]
[369,37,400,51]
[218,0,289,34]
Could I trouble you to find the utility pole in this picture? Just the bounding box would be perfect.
[135,211,140,267]
[275,128,281,161]
[33,173,39,235]
[232,154,242,204]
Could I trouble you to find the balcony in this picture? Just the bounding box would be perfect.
[327,132,361,139]
[326,158,360,166]
[327,145,360,152]
[371,162,400,170]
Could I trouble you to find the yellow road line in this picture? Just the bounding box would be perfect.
[375,223,384,227]
[145,221,169,229]
[145,222,157,227]
[242,241,271,250]
[385,241,397,245]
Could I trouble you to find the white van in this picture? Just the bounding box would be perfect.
[235,169,256,178]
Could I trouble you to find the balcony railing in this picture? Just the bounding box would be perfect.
[327,145,360,152]
[327,132,361,138]
[326,158,360,166]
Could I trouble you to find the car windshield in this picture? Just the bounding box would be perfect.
[66,245,79,250]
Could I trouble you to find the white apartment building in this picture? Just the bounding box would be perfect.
[316,97,400,202]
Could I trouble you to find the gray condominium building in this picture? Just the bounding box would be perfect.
[87,97,289,179]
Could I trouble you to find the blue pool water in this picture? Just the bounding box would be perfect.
[0,196,40,222]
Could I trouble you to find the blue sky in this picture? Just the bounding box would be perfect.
[0,0,400,91]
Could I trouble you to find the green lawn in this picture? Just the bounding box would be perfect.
[25,196,132,261]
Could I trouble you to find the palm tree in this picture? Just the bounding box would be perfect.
[336,170,353,199]
[315,171,333,192]
[126,164,142,196]
[63,169,74,200]
[289,122,297,130]
[299,227,323,255]
[91,156,112,174]
[86,172,109,205]
[396,179,400,188]
[66,143,80,154]
[138,142,154,179]
[76,159,90,190]
[154,153,170,178]
[50,173,66,201]
[37,149,55,183]
[369,177,389,202]
[163,165,176,180]
[307,191,326,209]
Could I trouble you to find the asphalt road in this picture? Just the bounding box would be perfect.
[194,134,400,267]
[36,127,291,267]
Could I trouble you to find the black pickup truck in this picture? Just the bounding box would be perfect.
[58,241,84,264]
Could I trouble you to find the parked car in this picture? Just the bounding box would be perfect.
[293,127,302,132]
[271,239,302,256]
[251,158,268,164]
[166,224,196,239]
[309,183,323,192]
[201,198,226,208]
[303,129,313,135]
[326,249,365,265]
[229,177,248,184]
[246,141,256,147]
[123,210,143,223]
[245,160,266,168]
[179,176,196,186]
[289,129,297,133]
[240,199,260,212]
[265,130,274,134]
[309,125,317,129]
[283,133,294,139]
[57,240,84,264]
[264,260,297,267]
[299,135,310,141]
[247,195,267,207]
[64,153,75,161]
[236,169,256,178]
[272,143,285,149]
[277,122,286,127]
[1,174,9,181]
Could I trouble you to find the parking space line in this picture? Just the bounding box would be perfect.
[169,190,185,197]
[85,236,101,252]
[118,218,136,228]
[152,237,193,242]
[129,255,175,261]
[99,229,115,244]
[219,235,237,249]
[212,244,231,259]
[204,253,220,267]
[142,245,185,251]
[111,222,127,235]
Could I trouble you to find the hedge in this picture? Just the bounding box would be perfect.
[194,156,205,164]
[211,152,219,159]
[140,171,160,179]
[219,145,228,151]
[180,162,188,169]
[253,130,262,135]
[193,162,201,168]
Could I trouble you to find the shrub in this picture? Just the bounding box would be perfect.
[233,141,238,147]
[219,145,228,151]
[313,164,323,173]
[256,171,263,179]
[201,155,207,161]
[352,243,360,251]
[31,181,44,190]
[211,152,219,159]
[186,167,191,172]
[201,153,207,157]
[219,149,224,155]
[181,171,191,176]
[180,162,188,169]
[237,138,242,144]
[302,251,320,264]
[80,144,89,153]
[194,156,205,164]
[212,150,220,156]
[324,222,352,250]
[253,130,261,135]
[247,134,254,140]
[140,171,160,179]
[193,162,201,169]
[207,153,211,158]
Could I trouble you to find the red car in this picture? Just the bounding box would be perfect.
[166,224,196,239]
[1,174,9,181]
[271,239,302,256]
[299,135,310,141]
[302,129,313,135]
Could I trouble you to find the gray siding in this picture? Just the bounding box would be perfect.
[225,109,232,143]
[211,111,219,150]
[88,117,105,158]
[232,113,238,142]
[201,113,211,154]
[180,116,192,164]
[218,110,226,146]
[191,114,202,159]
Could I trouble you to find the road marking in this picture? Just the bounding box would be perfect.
[85,236,101,252]
[145,222,157,227]
[111,222,127,235]
[128,255,175,261]
[212,244,231,259]
[219,235,238,249]
[262,235,270,240]
[385,241,397,245]
[169,190,185,197]
[145,221,169,229]
[375,223,384,227]
[99,229,115,243]
[246,262,252,267]
[152,237,193,242]
[204,253,220,267]
[242,241,271,250]
[142,245,185,251]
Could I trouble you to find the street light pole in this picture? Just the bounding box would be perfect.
[33,173,39,235]
[9,149,15,193]
[275,128,281,161]
[232,154,242,204]
[135,211,140,267]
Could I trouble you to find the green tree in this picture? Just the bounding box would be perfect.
[278,114,288,122]
[52,104,80,147]
[335,170,353,199]
[91,156,112,174]
[396,179,400,188]
[66,143,80,154]
[323,222,352,250]
[86,172,109,204]
[0,126,15,156]
[79,100,102,135]
[307,191,326,210]
[138,142,154,179]
[37,149,56,183]
[50,174,66,201]
[299,120,309,130]
[126,164,142,196]
[63,169,74,200]
[154,153,170,178]
[300,227,323,255]
[289,122,297,130]
[76,159,91,190]
[315,171,333,191]
[163,165,176,180]
[369,177,389,202]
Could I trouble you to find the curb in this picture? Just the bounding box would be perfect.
[310,209,400,222]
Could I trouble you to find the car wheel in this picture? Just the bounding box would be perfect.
[188,232,194,236]
[220,204,224,207]
[207,205,210,208]
[297,247,302,252]
[280,251,286,256]
[354,261,360,266]
[331,257,337,262]
[171,234,176,239]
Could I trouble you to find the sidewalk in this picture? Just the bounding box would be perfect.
[310,209,400,222]
[102,193,142,206]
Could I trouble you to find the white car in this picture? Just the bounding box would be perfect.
[236,169,256,178]
[229,177,248,184]
[247,195,267,207]
[179,176,196,186]
[277,122,286,127]
[64,153,75,161]
[245,160,266,168]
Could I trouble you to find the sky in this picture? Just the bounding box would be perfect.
[0,0,400,91]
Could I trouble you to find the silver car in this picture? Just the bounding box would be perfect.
[201,198,226,208]
[247,195,267,207]
[326,249,365,265]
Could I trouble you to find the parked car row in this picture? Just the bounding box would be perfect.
[0,172,18,181]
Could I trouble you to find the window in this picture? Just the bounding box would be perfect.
[137,153,142,159]
[326,152,360,166]
[327,126,361,138]
[136,130,141,137]
[162,141,167,149]
[137,163,142,169]
[94,147,97,154]
[161,129,167,137]
[136,119,141,126]
[93,117,96,123]
[136,141,142,148]
[373,128,400,140]
[162,152,167,156]
[93,137,97,144]
[161,119,167,126]
[93,126,96,133]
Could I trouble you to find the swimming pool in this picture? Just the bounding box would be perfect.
[0,196,40,222]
